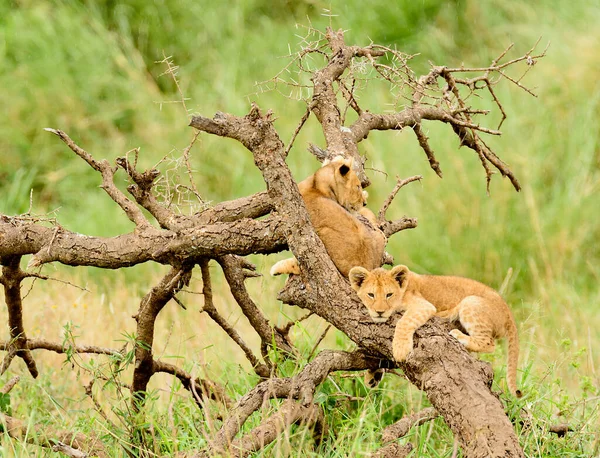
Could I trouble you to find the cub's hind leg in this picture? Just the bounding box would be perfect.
[449,296,496,353]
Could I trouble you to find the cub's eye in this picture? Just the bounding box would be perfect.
[386,293,393,299]
[367,293,375,299]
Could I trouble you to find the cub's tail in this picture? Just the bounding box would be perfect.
[435,307,460,321]
[506,317,522,398]
[270,258,301,276]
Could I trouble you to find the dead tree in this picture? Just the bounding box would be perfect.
[0,27,545,457]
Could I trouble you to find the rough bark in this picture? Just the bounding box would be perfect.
[0,216,287,269]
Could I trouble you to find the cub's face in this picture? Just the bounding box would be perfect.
[335,164,364,212]
[349,265,409,323]
[320,157,365,212]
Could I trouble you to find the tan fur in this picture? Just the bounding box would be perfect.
[270,158,386,278]
[349,265,521,397]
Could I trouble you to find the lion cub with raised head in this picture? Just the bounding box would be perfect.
[271,157,386,278]
[349,265,521,397]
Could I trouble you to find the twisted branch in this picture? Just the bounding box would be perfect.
[199,259,270,378]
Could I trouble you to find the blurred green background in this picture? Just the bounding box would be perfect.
[2,0,599,369]
[2,0,599,299]
[0,0,599,454]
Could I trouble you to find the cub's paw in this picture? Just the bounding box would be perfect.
[270,258,300,276]
[364,368,384,388]
[392,338,414,362]
[449,329,469,346]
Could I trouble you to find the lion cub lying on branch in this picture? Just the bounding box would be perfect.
[349,265,521,397]
[271,157,386,277]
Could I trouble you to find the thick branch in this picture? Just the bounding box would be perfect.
[117,155,274,230]
[0,338,122,357]
[412,123,443,178]
[350,107,520,191]
[191,191,274,225]
[381,216,418,238]
[0,215,287,269]
[308,28,386,185]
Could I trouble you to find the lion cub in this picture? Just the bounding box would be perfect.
[271,157,386,278]
[349,265,521,397]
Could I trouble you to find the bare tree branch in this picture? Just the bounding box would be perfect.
[199,259,270,378]
[378,175,423,222]
[153,358,232,408]
[0,412,108,458]
[218,255,295,357]
[45,128,151,229]
[381,407,439,443]
[0,256,38,377]
[192,350,380,457]
[131,266,193,406]
[226,400,325,458]
[0,216,287,269]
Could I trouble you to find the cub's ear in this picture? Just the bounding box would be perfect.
[337,158,354,177]
[389,265,409,288]
[349,266,370,291]
[338,163,350,176]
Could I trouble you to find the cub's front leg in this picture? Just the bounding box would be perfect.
[392,300,436,362]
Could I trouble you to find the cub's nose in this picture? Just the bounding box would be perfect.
[376,311,385,317]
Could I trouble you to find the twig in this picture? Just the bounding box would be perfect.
[378,176,423,222]
[52,441,89,457]
[24,272,90,292]
[284,106,311,157]
[84,380,120,431]
[44,129,150,229]
[275,312,313,337]
[180,130,204,203]
[307,325,331,361]
[412,124,442,178]
[1,375,20,394]
[381,407,439,443]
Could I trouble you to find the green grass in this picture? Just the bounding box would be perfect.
[1,0,600,456]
